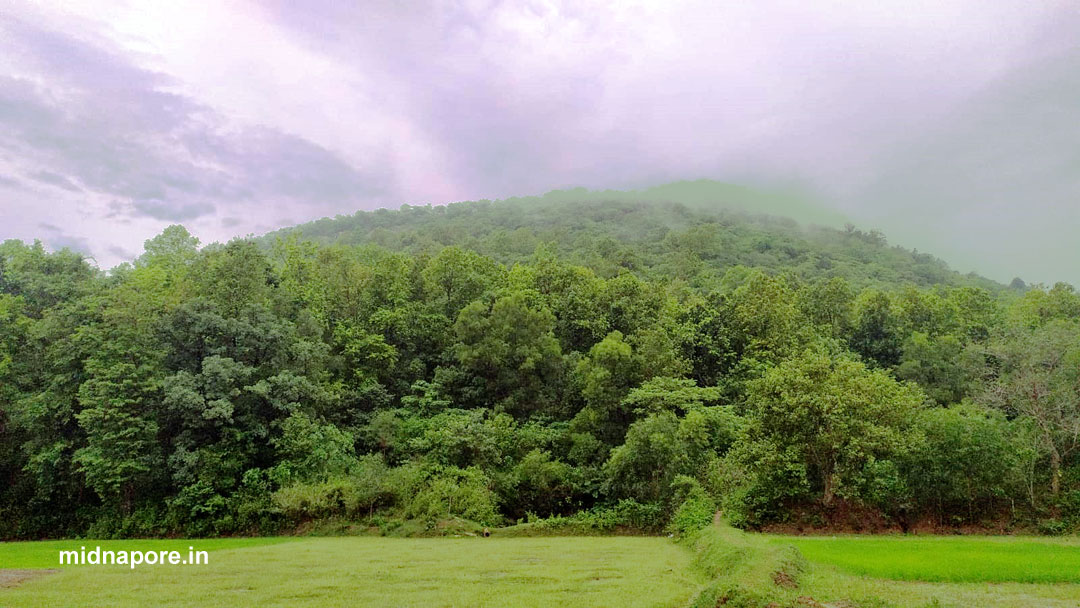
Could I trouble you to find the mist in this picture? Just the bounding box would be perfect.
[1,0,1077,284]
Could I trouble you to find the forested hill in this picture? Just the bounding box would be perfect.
[10,181,1078,543]
[262,180,1001,290]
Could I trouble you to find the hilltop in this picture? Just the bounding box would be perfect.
[263,180,1001,290]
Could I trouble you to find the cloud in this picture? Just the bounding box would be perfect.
[843,48,1080,285]
[0,10,387,267]
[131,200,216,222]
[29,170,81,192]
[0,0,1077,282]
[107,245,136,259]
[0,175,24,189]
[47,233,92,254]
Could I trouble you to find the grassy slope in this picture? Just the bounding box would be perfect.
[0,536,702,608]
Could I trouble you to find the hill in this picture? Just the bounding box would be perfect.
[263,179,1001,290]
[7,180,1076,544]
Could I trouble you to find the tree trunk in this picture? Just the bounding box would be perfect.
[1051,447,1062,496]
[823,472,837,506]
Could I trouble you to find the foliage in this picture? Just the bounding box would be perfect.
[668,476,717,536]
[0,194,1076,538]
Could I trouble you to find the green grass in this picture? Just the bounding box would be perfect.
[775,534,1080,583]
[683,524,1080,607]
[7,530,1080,607]
[0,536,703,607]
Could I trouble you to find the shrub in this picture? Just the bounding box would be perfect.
[273,455,391,522]
[517,499,665,534]
[668,476,716,536]
[394,464,501,526]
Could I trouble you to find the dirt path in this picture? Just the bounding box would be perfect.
[0,569,58,589]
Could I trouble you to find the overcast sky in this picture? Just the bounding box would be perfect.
[1,1,1078,284]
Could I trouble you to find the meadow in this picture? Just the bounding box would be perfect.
[778,534,1080,584]
[0,536,702,608]
[4,527,1080,607]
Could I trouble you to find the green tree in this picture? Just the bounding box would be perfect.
[850,289,902,367]
[736,347,925,509]
[982,319,1080,497]
[452,292,564,414]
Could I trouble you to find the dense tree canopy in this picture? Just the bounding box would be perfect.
[0,198,1075,539]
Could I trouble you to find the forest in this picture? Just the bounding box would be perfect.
[1,194,1078,540]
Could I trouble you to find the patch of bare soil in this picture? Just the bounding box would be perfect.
[772,569,798,589]
[0,569,58,589]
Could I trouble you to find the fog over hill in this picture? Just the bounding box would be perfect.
[839,47,1080,287]
[1,1,1078,286]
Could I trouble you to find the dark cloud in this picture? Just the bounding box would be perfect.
[0,14,385,248]
[131,200,216,222]
[106,245,136,259]
[29,170,81,191]
[45,232,92,254]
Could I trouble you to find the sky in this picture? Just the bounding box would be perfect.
[1,0,1078,284]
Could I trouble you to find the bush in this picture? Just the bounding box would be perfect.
[391,464,502,526]
[273,455,391,522]
[1037,518,1070,536]
[85,505,167,539]
[270,413,358,485]
[668,476,716,536]
[514,499,665,535]
[500,449,576,519]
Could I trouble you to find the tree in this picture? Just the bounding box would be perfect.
[192,240,275,318]
[602,403,738,506]
[850,289,902,367]
[895,332,976,406]
[74,361,162,512]
[574,331,641,443]
[797,277,854,338]
[736,347,925,509]
[137,225,200,271]
[422,247,504,317]
[906,403,1029,520]
[452,292,564,414]
[982,319,1080,497]
[511,248,609,352]
[724,269,802,365]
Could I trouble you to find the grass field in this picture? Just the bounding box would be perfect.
[777,534,1080,583]
[0,536,703,608]
[4,528,1080,607]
